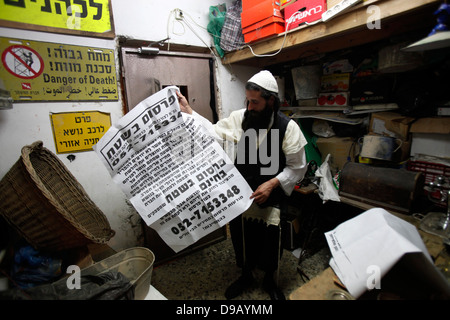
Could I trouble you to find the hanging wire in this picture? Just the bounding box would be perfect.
[165,8,324,60]
[167,8,220,58]
[245,11,323,58]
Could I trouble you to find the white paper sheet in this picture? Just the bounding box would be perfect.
[94,86,253,252]
[324,208,434,298]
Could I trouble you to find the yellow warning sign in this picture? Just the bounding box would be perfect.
[0,37,118,101]
[50,111,111,153]
[0,0,113,35]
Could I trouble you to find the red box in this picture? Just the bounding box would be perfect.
[407,160,450,206]
[242,15,285,33]
[242,0,281,11]
[241,0,283,28]
[284,0,326,31]
[243,17,285,43]
[407,160,450,185]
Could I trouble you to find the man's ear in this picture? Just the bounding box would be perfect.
[268,95,275,108]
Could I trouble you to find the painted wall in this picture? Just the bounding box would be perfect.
[0,0,259,251]
[110,0,259,118]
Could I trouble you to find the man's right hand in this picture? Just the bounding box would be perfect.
[176,91,193,114]
[250,178,280,205]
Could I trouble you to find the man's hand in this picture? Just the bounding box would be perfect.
[176,91,193,114]
[250,178,280,205]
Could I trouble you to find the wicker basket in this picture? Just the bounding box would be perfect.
[0,141,115,252]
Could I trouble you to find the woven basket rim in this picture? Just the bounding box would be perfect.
[19,141,115,243]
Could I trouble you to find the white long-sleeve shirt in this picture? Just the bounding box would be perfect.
[188,109,308,196]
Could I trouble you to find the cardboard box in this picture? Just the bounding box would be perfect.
[399,138,412,162]
[316,136,356,172]
[320,73,351,92]
[241,0,283,28]
[391,138,411,163]
[410,117,450,158]
[284,0,327,31]
[283,213,300,250]
[369,112,415,141]
[410,117,450,135]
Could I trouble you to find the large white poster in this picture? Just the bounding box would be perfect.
[94,86,253,252]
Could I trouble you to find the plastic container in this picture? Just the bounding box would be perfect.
[75,247,155,300]
[407,160,450,185]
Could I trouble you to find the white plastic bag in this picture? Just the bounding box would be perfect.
[312,119,335,137]
[314,154,340,203]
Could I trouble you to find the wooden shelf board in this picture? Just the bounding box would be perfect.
[222,0,440,67]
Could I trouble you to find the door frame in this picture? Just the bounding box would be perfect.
[119,46,220,122]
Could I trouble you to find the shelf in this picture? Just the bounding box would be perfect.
[222,0,440,67]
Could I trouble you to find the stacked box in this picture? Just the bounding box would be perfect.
[241,0,285,43]
[369,112,416,162]
[317,59,353,107]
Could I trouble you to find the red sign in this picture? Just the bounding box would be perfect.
[285,0,327,31]
[21,82,32,90]
[1,45,44,79]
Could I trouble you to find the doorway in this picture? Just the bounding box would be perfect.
[120,47,217,122]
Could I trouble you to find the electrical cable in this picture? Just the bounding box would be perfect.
[167,8,219,58]
[165,8,324,60]
[164,8,324,77]
[245,11,323,58]
[166,10,174,51]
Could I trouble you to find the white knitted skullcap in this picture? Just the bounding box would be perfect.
[247,70,278,94]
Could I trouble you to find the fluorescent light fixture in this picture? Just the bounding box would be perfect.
[402,31,450,52]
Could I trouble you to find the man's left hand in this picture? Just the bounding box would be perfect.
[250,178,280,205]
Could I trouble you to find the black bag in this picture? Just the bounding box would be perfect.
[0,271,135,300]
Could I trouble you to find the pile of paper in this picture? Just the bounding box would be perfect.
[325,208,450,298]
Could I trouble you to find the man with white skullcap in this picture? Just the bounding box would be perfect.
[177,70,308,300]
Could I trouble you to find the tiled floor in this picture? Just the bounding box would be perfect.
[151,237,331,300]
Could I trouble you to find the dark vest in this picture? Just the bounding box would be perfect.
[235,111,291,208]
